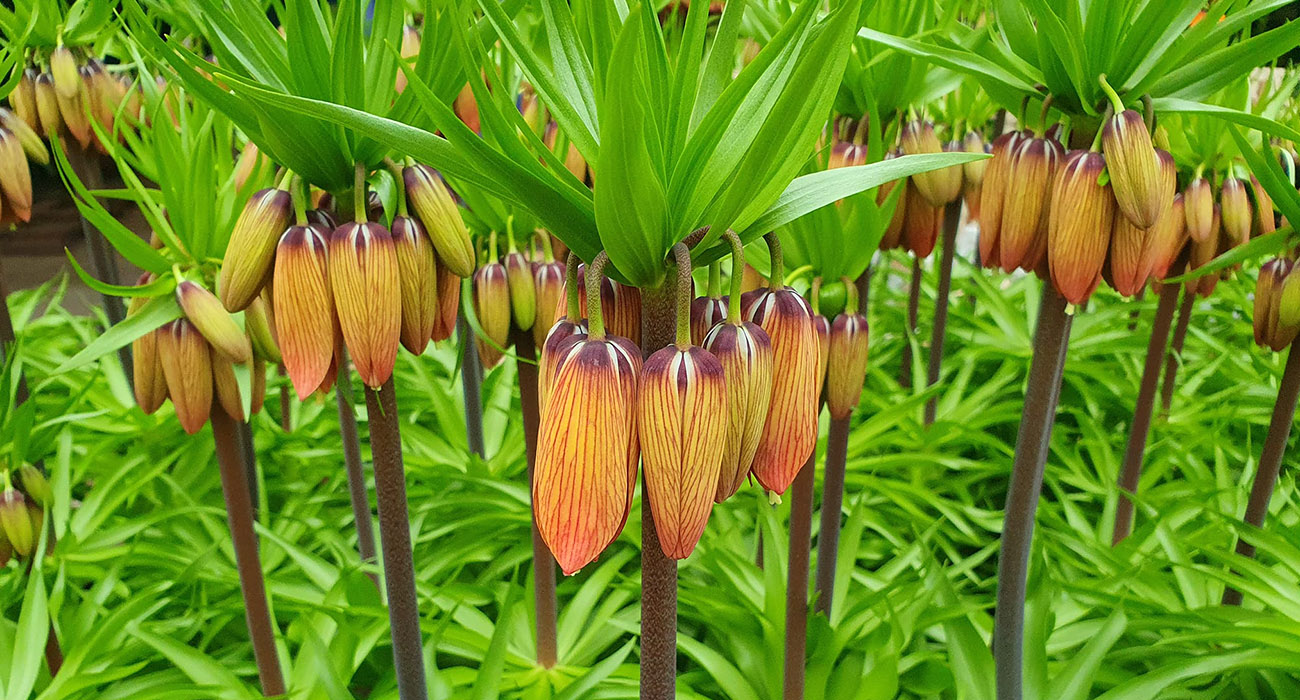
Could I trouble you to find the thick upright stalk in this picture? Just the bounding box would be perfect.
[336,362,378,575]
[279,385,292,432]
[1222,346,1300,606]
[237,420,259,518]
[1112,283,1180,544]
[211,408,286,696]
[65,146,131,379]
[814,416,851,615]
[513,328,557,667]
[925,202,962,425]
[1161,292,1194,414]
[855,264,871,316]
[899,257,922,388]
[993,287,1072,700]
[363,379,429,700]
[459,314,486,457]
[640,281,677,700]
[783,450,816,700]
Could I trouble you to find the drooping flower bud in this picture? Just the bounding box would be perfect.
[902,120,959,206]
[1254,259,1300,351]
[431,254,462,343]
[232,142,268,192]
[0,128,32,222]
[505,250,537,331]
[826,311,869,420]
[330,222,401,388]
[1250,175,1276,237]
[244,296,281,363]
[54,72,91,148]
[1000,135,1063,273]
[1187,207,1221,298]
[473,261,512,369]
[902,184,942,258]
[33,73,62,141]
[704,321,772,502]
[1109,211,1155,298]
[608,282,642,346]
[878,175,908,251]
[1103,110,1163,229]
[978,131,1025,269]
[812,313,830,396]
[212,354,246,422]
[743,287,818,494]
[394,25,422,93]
[392,215,439,355]
[50,46,80,99]
[403,164,476,277]
[17,465,51,508]
[690,295,726,346]
[129,288,168,414]
[218,188,293,311]
[534,333,640,574]
[177,281,252,363]
[1184,177,1214,243]
[10,70,39,133]
[274,225,335,399]
[639,345,727,559]
[962,131,988,187]
[1220,177,1252,246]
[532,261,566,348]
[157,319,214,434]
[0,490,33,557]
[1047,151,1115,305]
[0,107,48,165]
[1149,194,1188,281]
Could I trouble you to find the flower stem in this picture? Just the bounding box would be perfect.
[1112,281,1181,544]
[363,378,430,700]
[814,415,851,617]
[513,327,558,667]
[210,407,286,697]
[899,256,922,389]
[279,384,292,432]
[993,285,1072,700]
[765,233,784,290]
[353,163,368,223]
[1161,291,1194,414]
[925,201,962,425]
[725,232,745,324]
[459,313,486,458]
[1222,344,1300,605]
[639,281,678,700]
[672,244,693,348]
[587,252,610,339]
[335,356,378,579]
[784,446,817,700]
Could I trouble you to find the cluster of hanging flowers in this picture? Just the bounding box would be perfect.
[970,77,1276,306]
[533,232,869,574]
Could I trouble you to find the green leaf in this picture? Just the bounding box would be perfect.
[739,152,986,242]
[1165,227,1293,283]
[55,294,183,373]
[856,27,1038,100]
[4,546,47,700]
[1047,610,1127,700]
[65,251,176,298]
[1153,97,1300,144]
[129,625,256,699]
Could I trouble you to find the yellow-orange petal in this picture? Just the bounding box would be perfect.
[329,222,401,388]
[157,319,213,434]
[274,225,335,399]
[703,322,773,502]
[743,288,818,494]
[534,339,640,574]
